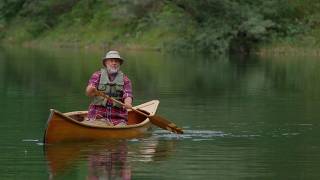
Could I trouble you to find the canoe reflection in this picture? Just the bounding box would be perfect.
[45,137,176,179]
[87,142,130,180]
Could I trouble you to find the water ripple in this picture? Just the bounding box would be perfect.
[22,139,39,142]
[153,128,302,141]
[153,129,229,140]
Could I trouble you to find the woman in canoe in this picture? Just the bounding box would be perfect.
[85,50,133,126]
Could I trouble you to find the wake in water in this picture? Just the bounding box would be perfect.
[153,127,301,141]
[153,129,228,141]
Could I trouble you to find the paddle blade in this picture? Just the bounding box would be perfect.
[149,115,184,134]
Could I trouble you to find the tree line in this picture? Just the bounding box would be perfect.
[0,0,319,54]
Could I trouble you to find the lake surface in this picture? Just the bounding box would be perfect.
[0,46,320,179]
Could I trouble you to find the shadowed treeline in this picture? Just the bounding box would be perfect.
[1,0,320,54]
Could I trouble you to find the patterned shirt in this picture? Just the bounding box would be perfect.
[87,70,133,125]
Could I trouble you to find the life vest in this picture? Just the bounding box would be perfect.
[92,68,124,108]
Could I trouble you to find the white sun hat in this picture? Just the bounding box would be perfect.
[102,50,124,65]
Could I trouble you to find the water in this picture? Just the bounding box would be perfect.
[0,46,320,179]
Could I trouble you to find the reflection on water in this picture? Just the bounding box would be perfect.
[1,46,320,179]
[45,137,176,179]
[86,142,131,180]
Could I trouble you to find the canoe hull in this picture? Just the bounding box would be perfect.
[44,100,159,144]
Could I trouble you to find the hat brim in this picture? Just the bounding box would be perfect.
[103,58,124,65]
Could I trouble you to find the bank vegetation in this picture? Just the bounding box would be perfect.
[1,0,320,55]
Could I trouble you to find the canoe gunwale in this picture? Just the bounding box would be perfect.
[51,109,151,129]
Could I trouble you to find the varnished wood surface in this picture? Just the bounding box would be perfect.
[44,100,159,144]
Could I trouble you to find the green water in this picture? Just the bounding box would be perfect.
[0,46,320,179]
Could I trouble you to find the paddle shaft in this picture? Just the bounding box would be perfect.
[95,91,150,118]
[95,91,184,134]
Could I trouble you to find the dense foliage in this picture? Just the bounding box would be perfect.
[0,0,319,54]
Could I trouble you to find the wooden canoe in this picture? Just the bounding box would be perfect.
[44,100,159,144]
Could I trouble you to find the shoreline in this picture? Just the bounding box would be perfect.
[21,40,162,53]
[256,46,320,57]
[2,40,320,57]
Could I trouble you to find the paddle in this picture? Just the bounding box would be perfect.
[95,91,183,134]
